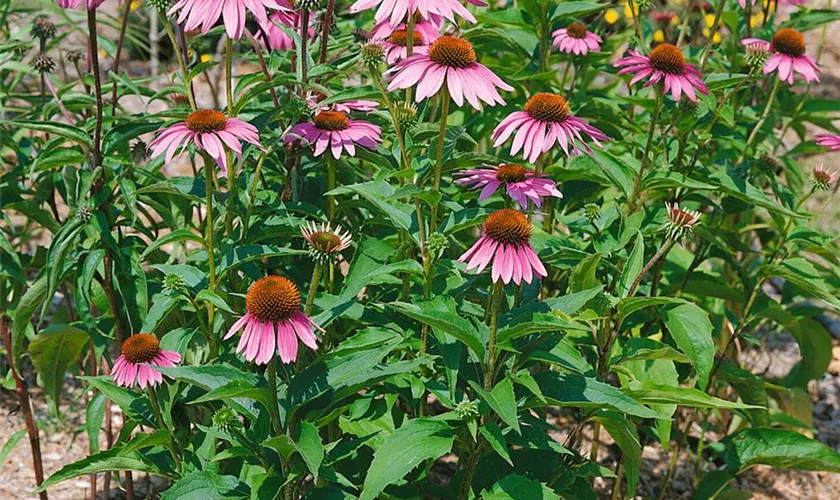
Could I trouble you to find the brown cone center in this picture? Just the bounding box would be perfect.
[524,93,571,123]
[310,231,343,252]
[314,111,349,131]
[122,334,161,364]
[495,164,527,183]
[771,28,806,57]
[566,23,588,39]
[246,276,302,323]
[649,44,686,74]
[185,109,227,133]
[428,36,476,68]
[388,29,424,47]
[484,209,531,246]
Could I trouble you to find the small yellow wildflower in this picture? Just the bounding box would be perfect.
[653,30,665,42]
[605,8,620,24]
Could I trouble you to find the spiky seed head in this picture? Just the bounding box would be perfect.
[298,0,322,11]
[66,49,84,63]
[76,206,92,223]
[745,42,770,71]
[33,55,55,73]
[131,140,150,163]
[427,232,449,259]
[454,400,480,421]
[395,101,418,130]
[163,273,189,295]
[212,407,240,431]
[361,42,385,66]
[32,17,56,42]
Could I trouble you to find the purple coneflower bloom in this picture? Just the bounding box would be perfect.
[260,7,315,51]
[380,26,438,64]
[741,28,819,85]
[552,23,602,56]
[458,209,547,285]
[150,109,263,173]
[492,93,609,161]
[301,221,353,263]
[225,276,323,365]
[349,0,476,28]
[816,134,840,152]
[56,0,106,7]
[168,0,283,39]
[614,43,708,102]
[454,164,562,209]
[112,334,181,389]
[386,36,513,109]
[285,110,382,159]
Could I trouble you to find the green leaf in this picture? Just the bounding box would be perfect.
[569,253,602,293]
[618,296,686,322]
[154,365,263,421]
[624,382,763,410]
[0,429,26,465]
[591,411,641,495]
[617,231,644,298]
[295,421,325,481]
[86,392,107,455]
[532,372,657,419]
[189,380,274,414]
[10,275,47,365]
[480,422,513,466]
[216,245,308,274]
[483,474,559,499]
[141,229,205,258]
[470,377,521,434]
[725,428,840,474]
[10,120,93,149]
[389,298,485,360]
[195,290,235,314]
[497,312,588,345]
[662,303,714,390]
[160,470,247,500]
[360,419,454,500]
[708,169,804,219]
[329,181,415,235]
[762,258,840,312]
[28,325,89,415]
[80,376,156,427]
[36,448,169,493]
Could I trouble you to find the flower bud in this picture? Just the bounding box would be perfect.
[812,164,837,192]
[454,400,480,421]
[163,273,189,295]
[745,42,770,71]
[427,232,449,259]
[146,0,172,10]
[395,101,418,130]
[583,203,601,223]
[361,42,385,66]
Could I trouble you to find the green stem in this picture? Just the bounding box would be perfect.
[244,146,273,234]
[224,37,237,234]
[147,388,182,471]
[698,0,727,72]
[203,154,218,357]
[739,78,781,164]
[304,263,323,316]
[370,68,410,169]
[404,15,417,103]
[430,86,450,230]
[630,90,662,212]
[267,358,282,434]
[327,154,336,221]
[626,239,675,298]
[484,281,505,391]
[161,14,196,110]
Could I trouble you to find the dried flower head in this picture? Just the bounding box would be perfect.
[66,49,84,63]
[33,55,55,74]
[664,202,701,240]
[32,17,56,42]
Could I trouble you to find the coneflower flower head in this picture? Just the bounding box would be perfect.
[741,28,819,84]
[454,164,563,209]
[552,23,603,56]
[458,209,547,285]
[301,221,352,263]
[815,134,840,152]
[744,41,770,70]
[492,92,609,161]
[225,276,323,364]
[395,101,419,130]
[614,43,709,102]
[812,164,837,191]
[32,55,55,74]
[112,334,182,389]
[663,202,700,241]
[32,17,56,42]
[361,41,385,66]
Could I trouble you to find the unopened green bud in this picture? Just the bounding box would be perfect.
[395,101,418,130]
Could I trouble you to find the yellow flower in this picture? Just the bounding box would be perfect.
[653,30,665,42]
[130,0,140,10]
[671,15,680,26]
[200,53,212,63]
[605,8,620,24]
[750,13,763,28]
[704,13,716,28]
[713,32,721,44]
[624,1,639,18]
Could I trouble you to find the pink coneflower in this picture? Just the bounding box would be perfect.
[552,23,602,56]
[349,0,476,28]
[112,334,181,389]
[370,17,442,42]
[812,164,837,191]
[150,109,263,173]
[458,209,547,285]
[816,134,840,152]
[260,8,315,51]
[386,36,513,109]
[301,221,352,263]
[454,164,562,209]
[741,28,819,85]
[285,110,382,159]
[168,0,283,39]
[56,0,106,7]
[614,43,708,102]
[381,27,436,64]
[492,93,609,161]
[224,276,322,364]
